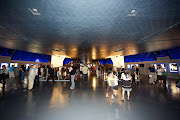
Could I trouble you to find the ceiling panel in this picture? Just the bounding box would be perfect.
[0,0,180,60]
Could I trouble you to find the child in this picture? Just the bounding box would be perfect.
[106,70,115,99]
[113,71,119,98]
[121,69,132,101]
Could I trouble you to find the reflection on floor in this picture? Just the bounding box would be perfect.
[0,74,180,120]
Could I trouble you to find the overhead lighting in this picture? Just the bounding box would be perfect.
[51,48,66,52]
[128,9,138,16]
[60,49,66,51]
[32,9,38,12]
[114,48,125,52]
[131,10,136,14]
[28,8,41,15]
[52,49,60,52]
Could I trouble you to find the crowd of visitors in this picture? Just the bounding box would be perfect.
[0,61,170,101]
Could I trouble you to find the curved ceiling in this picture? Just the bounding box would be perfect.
[0,0,180,61]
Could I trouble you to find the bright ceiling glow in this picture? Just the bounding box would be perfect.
[28,8,41,15]
[131,10,136,14]
[32,9,38,12]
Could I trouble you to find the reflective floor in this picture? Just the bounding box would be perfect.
[0,74,180,120]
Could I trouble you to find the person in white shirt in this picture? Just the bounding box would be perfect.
[40,66,44,78]
[81,64,88,83]
[28,65,36,90]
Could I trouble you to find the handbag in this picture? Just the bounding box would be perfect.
[75,75,77,80]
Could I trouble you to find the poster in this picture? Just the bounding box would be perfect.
[135,64,139,67]
[153,64,157,70]
[10,63,18,67]
[127,64,131,69]
[131,64,134,68]
[1,63,9,69]
[169,63,178,73]
[26,64,30,70]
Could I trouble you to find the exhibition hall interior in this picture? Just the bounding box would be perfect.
[0,0,180,120]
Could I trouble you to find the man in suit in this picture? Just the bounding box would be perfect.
[46,64,55,83]
[34,65,41,87]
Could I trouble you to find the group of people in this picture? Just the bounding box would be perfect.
[148,64,166,86]
[106,69,133,101]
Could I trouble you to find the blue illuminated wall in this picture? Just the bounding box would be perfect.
[168,47,180,59]
[0,48,15,57]
[124,52,156,63]
[11,50,51,63]
[154,50,169,57]
[99,58,113,64]
[63,58,72,64]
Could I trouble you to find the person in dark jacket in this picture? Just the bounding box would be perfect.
[69,64,76,89]
[34,65,41,87]
[20,65,26,82]
[46,65,55,83]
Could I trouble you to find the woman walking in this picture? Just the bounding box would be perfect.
[106,70,115,99]
[121,69,132,101]
[156,65,165,86]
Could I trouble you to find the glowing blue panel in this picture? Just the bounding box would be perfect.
[12,50,51,63]
[168,47,180,59]
[124,52,156,63]
[0,48,15,57]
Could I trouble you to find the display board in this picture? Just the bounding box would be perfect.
[127,64,131,69]
[10,63,18,67]
[153,64,157,70]
[135,64,139,67]
[26,64,30,70]
[0,63,9,69]
[169,63,178,73]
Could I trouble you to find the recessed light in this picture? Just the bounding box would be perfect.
[131,10,136,14]
[128,9,138,16]
[32,9,38,12]
[28,8,41,15]
[114,48,125,52]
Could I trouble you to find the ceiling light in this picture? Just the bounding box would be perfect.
[32,9,38,12]
[60,49,66,51]
[114,48,125,52]
[131,10,136,14]
[28,8,41,15]
[128,9,138,16]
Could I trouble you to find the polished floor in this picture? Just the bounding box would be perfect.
[0,74,180,120]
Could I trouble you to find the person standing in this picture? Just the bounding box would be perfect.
[106,70,115,99]
[81,64,88,83]
[135,65,139,79]
[9,65,15,78]
[57,66,62,79]
[46,65,55,83]
[28,65,36,90]
[0,65,8,85]
[157,65,165,86]
[96,63,99,78]
[148,64,156,84]
[20,65,26,82]
[40,66,44,79]
[130,66,136,85]
[69,64,76,89]
[113,71,119,98]
[34,65,41,87]
[121,70,132,101]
